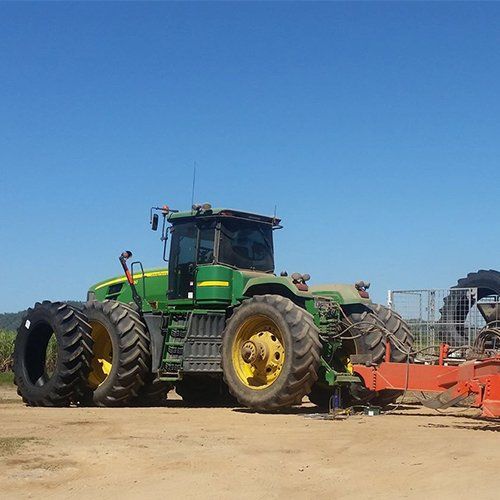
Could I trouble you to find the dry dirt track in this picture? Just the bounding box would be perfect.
[1,385,500,499]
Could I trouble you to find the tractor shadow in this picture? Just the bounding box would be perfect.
[232,403,416,416]
[420,421,500,432]
[129,400,238,409]
[127,398,500,428]
[386,404,500,432]
[233,403,500,428]
[84,400,500,429]
[233,406,320,416]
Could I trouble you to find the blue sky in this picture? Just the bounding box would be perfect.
[1,2,499,312]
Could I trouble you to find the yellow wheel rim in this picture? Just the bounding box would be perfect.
[88,320,113,389]
[232,315,285,390]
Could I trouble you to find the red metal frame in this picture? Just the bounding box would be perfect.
[352,347,500,418]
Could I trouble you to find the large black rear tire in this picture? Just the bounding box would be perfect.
[83,300,150,407]
[13,301,93,407]
[369,304,414,363]
[222,294,321,410]
[366,304,414,407]
[309,304,385,409]
[309,303,414,409]
[341,304,386,364]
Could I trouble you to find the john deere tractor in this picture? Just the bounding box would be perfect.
[14,204,413,410]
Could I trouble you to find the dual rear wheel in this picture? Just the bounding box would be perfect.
[82,300,154,406]
[14,300,170,407]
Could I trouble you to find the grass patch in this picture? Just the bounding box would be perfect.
[1,329,57,377]
[0,437,37,456]
[0,372,14,385]
[0,329,15,373]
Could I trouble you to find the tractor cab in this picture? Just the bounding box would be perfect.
[154,205,279,301]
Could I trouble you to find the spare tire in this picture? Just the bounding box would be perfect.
[13,301,93,407]
[440,270,500,345]
[83,300,150,407]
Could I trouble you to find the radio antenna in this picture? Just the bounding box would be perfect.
[191,162,197,207]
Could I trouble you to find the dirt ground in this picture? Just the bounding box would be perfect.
[1,386,499,499]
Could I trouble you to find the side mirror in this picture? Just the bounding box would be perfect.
[151,213,159,231]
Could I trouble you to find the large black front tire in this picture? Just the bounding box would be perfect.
[222,295,321,410]
[83,300,150,407]
[13,301,93,407]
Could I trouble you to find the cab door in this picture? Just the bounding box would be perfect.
[167,222,197,301]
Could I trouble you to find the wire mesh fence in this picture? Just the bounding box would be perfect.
[388,288,499,356]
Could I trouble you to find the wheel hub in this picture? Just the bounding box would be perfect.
[233,324,285,390]
[241,338,270,363]
[241,341,257,363]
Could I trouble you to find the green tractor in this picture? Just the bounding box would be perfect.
[14,204,413,410]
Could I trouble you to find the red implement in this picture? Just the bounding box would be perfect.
[352,352,500,418]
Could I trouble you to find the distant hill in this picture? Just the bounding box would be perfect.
[0,301,84,331]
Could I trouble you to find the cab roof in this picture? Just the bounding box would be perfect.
[167,208,280,225]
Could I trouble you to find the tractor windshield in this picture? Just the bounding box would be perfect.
[218,218,274,272]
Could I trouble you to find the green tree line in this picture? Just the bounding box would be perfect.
[0,301,84,331]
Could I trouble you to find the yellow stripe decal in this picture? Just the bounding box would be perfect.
[197,280,230,287]
[95,270,168,290]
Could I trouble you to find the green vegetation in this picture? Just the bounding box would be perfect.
[0,302,81,385]
[0,330,15,373]
[1,329,58,384]
[0,329,15,385]
[0,372,14,384]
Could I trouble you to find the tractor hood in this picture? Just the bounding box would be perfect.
[309,283,372,305]
[89,268,168,293]
[87,268,169,310]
